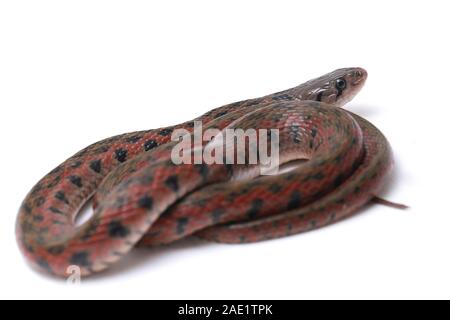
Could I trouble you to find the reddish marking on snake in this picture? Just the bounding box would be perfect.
[16,68,395,277]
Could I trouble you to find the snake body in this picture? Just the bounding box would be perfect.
[16,68,394,277]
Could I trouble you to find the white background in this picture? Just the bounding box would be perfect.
[0,0,449,300]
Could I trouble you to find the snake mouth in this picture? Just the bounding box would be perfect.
[352,77,364,85]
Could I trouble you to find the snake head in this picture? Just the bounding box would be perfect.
[288,67,368,107]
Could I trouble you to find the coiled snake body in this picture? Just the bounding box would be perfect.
[16,68,395,277]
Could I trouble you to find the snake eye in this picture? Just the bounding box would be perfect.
[335,78,347,91]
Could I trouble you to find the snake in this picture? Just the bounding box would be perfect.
[16,67,397,278]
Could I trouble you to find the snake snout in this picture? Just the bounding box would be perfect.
[351,68,368,85]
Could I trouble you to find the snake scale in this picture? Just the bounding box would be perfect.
[16,67,396,277]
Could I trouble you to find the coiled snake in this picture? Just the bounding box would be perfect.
[16,67,400,277]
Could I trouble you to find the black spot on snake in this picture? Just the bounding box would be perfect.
[126,135,143,144]
[90,160,102,173]
[34,197,46,207]
[312,172,325,180]
[272,93,294,101]
[20,221,33,233]
[176,217,189,235]
[285,173,296,181]
[159,128,173,136]
[269,183,283,193]
[329,212,337,221]
[138,174,154,185]
[70,161,83,168]
[47,245,65,256]
[165,176,179,192]
[103,135,122,145]
[55,191,69,205]
[74,148,89,158]
[214,111,228,118]
[247,198,264,220]
[334,154,342,163]
[246,98,264,106]
[94,145,110,154]
[37,259,53,273]
[31,183,43,195]
[287,191,302,210]
[69,175,83,188]
[114,197,126,209]
[49,207,63,215]
[46,176,61,188]
[21,203,32,215]
[287,223,293,233]
[25,243,34,253]
[108,220,130,238]
[32,215,44,222]
[194,164,209,180]
[138,196,153,210]
[49,165,62,175]
[212,209,225,223]
[144,139,158,151]
[70,251,91,267]
[115,149,128,163]
[334,174,345,188]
